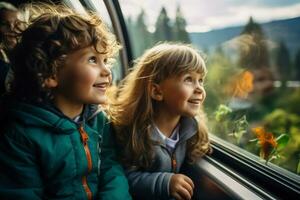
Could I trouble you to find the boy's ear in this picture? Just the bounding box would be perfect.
[150,83,163,101]
[44,75,58,88]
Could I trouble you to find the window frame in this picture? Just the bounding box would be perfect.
[208,134,300,199]
[80,0,300,198]
[80,0,133,78]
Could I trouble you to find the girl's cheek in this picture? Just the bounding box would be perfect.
[202,90,207,101]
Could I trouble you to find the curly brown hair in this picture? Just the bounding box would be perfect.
[9,2,120,103]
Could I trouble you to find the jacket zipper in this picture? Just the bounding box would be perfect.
[79,125,93,200]
[163,146,178,173]
[159,129,197,173]
[171,152,177,172]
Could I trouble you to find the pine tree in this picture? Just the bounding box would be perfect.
[238,17,270,69]
[126,16,135,50]
[275,40,291,81]
[133,9,152,57]
[173,6,190,43]
[294,49,300,80]
[153,7,173,42]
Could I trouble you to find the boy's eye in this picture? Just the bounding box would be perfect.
[88,56,97,64]
[103,58,108,64]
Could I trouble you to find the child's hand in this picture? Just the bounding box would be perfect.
[169,174,194,200]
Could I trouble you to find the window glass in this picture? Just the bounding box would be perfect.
[119,0,300,175]
[63,0,123,84]
[63,0,87,14]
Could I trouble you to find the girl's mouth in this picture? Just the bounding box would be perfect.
[188,99,202,104]
[93,82,109,91]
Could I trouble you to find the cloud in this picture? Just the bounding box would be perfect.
[205,3,300,29]
[119,0,300,32]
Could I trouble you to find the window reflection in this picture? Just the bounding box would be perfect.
[119,0,300,175]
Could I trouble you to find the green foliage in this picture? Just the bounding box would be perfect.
[267,134,290,163]
[211,104,248,144]
[250,126,290,163]
[214,104,232,122]
[275,88,300,116]
[228,115,249,144]
[261,109,299,172]
[263,109,300,133]
[276,134,290,151]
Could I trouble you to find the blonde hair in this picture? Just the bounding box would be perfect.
[110,42,211,169]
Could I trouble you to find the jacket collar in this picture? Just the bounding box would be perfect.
[6,98,100,134]
[151,116,198,146]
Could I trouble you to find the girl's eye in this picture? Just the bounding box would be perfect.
[198,78,204,85]
[88,56,97,64]
[184,76,193,82]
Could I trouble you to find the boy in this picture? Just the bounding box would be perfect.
[0,3,131,200]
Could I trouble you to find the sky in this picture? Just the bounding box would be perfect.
[118,0,300,32]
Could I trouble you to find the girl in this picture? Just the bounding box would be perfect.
[0,3,131,200]
[110,43,212,200]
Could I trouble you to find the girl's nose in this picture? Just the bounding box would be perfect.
[195,83,204,94]
[195,87,203,94]
[100,64,111,77]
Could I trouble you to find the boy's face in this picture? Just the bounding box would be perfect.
[153,71,206,118]
[53,46,111,108]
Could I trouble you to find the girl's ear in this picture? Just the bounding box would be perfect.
[150,83,163,101]
[44,75,58,88]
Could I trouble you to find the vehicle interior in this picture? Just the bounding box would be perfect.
[5,0,300,199]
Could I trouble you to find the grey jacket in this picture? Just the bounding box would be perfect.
[126,117,198,200]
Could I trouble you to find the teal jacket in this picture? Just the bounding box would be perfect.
[0,99,131,200]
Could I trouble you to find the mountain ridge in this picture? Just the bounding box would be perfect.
[190,16,300,57]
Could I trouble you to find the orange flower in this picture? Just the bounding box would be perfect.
[252,126,277,160]
[226,71,254,98]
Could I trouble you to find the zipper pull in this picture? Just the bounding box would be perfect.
[79,126,89,145]
[171,153,177,172]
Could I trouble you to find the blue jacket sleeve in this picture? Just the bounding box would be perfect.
[0,132,43,200]
[97,121,132,200]
[126,167,174,200]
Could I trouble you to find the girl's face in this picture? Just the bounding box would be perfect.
[155,71,206,118]
[53,46,111,111]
